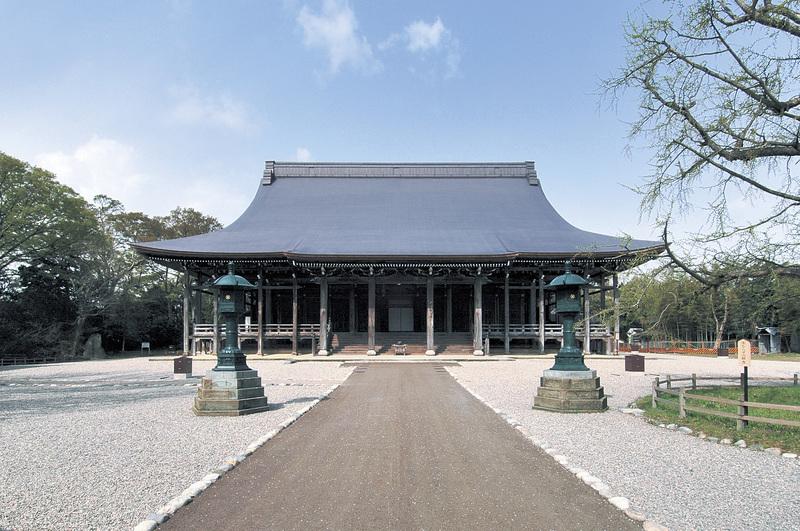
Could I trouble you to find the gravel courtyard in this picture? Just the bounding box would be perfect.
[448,355,800,531]
[0,358,352,531]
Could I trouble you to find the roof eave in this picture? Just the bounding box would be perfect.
[131,245,665,264]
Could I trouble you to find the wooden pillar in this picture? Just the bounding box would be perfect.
[538,271,545,353]
[504,272,510,354]
[212,292,220,355]
[473,277,484,355]
[192,279,201,355]
[529,279,536,351]
[182,271,191,355]
[583,280,591,355]
[599,275,607,355]
[426,277,435,356]
[446,284,453,334]
[613,273,620,355]
[318,277,329,355]
[291,277,298,355]
[264,286,272,354]
[265,287,273,323]
[349,286,356,334]
[367,276,376,355]
[519,292,526,326]
[256,273,264,355]
[192,279,203,322]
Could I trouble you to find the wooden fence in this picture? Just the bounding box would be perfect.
[651,374,800,430]
[622,343,759,355]
[0,356,60,366]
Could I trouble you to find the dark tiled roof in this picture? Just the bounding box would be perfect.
[133,161,663,260]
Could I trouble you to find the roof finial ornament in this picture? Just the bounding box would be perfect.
[564,261,572,274]
[228,261,235,275]
[262,161,275,185]
[525,161,538,185]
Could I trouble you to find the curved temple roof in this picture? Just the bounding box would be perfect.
[133,161,663,262]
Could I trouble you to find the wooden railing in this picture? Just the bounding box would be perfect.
[192,323,321,338]
[575,324,612,337]
[193,322,610,341]
[651,374,800,430]
[483,324,538,337]
[482,323,610,338]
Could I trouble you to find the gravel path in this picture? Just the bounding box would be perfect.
[447,355,800,531]
[162,363,638,531]
[0,358,352,531]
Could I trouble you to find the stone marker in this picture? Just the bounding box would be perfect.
[83,333,106,360]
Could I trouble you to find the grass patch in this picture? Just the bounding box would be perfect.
[636,385,800,453]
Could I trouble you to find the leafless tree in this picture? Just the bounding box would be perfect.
[605,0,800,287]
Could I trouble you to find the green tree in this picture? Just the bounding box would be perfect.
[0,153,223,357]
[0,152,94,275]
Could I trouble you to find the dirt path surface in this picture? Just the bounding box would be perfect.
[162,363,638,531]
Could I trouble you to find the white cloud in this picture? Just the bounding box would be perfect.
[178,179,250,225]
[34,136,249,224]
[167,86,251,130]
[406,18,445,52]
[36,136,147,206]
[296,147,312,162]
[380,17,461,78]
[297,0,380,74]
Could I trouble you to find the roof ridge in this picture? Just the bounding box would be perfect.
[262,160,538,185]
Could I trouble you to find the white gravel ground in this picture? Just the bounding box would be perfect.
[448,355,800,531]
[0,358,352,531]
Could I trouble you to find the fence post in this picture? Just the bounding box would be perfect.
[794,373,798,386]
[737,370,746,430]
[737,401,745,431]
[666,374,672,389]
[691,373,697,390]
[679,387,686,418]
[652,379,658,408]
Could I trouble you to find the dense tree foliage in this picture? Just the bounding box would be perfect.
[0,153,93,279]
[0,152,221,358]
[618,268,800,350]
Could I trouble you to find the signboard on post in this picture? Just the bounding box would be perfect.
[737,339,751,428]
[737,339,752,367]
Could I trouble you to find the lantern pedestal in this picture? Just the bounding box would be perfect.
[193,369,269,416]
[533,370,607,413]
[532,261,607,413]
[192,263,268,416]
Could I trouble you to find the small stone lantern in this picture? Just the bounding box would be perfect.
[533,262,607,412]
[193,262,269,416]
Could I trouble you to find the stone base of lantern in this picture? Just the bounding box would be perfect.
[533,370,608,413]
[192,369,269,416]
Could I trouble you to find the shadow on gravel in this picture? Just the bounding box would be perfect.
[268,396,323,410]
[0,382,194,417]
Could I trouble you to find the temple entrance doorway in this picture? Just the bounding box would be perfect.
[388,307,413,331]
[383,284,418,332]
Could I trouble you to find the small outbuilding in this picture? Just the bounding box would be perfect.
[756,326,781,354]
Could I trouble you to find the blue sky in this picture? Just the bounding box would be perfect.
[0,0,667,241]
